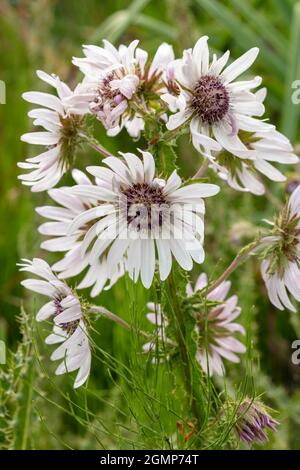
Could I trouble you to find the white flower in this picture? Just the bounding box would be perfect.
[187,273,246,376]
[261,185,300,312]
[208,88,298,195]
[36,169,125,297]
[66,150,219,288]
[19,258,91,388]
[19,70,87,192]
[162,36,273,157]
[72,40,174,138]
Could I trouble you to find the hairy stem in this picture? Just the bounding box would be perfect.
[167,273,202,426]
[79,133,112,158]
[90,305,150,339]
[192,158,210,179]
[206,236,274,295]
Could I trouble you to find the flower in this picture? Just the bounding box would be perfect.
[162,36,274,158]
[36,169,125,297]
[143,302,174,361]
[67,150,219,288]
[235,398,279,445]
[18,258,91,388]
[19,70,87,192]
[72,40,174,138]
[208,89,298,195]
[187,273,245,376]
[261,185,300,312]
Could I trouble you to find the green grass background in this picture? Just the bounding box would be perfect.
[1,0,300,450]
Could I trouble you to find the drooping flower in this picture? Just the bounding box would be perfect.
[18,258,91,388]
[162,36,275,158]
[72,40,174,138]
[19,70,88,192]
[235,398,279,445]
[187,273,245,376]
[67,150,219,288]
[261,185,300,312]
[208,89,298,195]
[36,169,125,297]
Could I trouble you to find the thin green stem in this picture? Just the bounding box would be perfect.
[192,158,210,179]
[90,305,150,339]
[20,357,34,450]
[205,237,274,295]
[167,273,202,426]
[79,133,112,158]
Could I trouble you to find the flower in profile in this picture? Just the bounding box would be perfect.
[72,40,174,138]
[187,273,245,376]
[162,36,274,157]
[261,185,300,312]
[36,169,125,297]
[19,258,91,388]
[19,70,87,192]
[208,89,298,195]
[67,150,219,288]
[235,398,279,445]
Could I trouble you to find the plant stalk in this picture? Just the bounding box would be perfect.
[167,273,202,426]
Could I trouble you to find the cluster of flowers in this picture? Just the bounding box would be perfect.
[19,36,300,445]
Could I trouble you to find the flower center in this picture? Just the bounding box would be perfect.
[191,75,229,125]
[121,182,168,231]
[54,298,79,334]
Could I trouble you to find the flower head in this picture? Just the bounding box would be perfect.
[163,36,274,157]
[19,70,87,192]
[72,40,174,138]
[261,184,300,312]
[187,273,245,376]
[208,89,298,195]
[67,150,219,288]
[235,398,279,445]
[36,169,125,297]
[19,258,91,388]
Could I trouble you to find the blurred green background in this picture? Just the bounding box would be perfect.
[1,0,300,450]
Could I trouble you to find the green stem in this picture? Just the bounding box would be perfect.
[20,357,34,450]
[79,133,112,158]
[192,158,210,179]
[205,237,273,295]
[167,273,202,426]
[90,305,150,339]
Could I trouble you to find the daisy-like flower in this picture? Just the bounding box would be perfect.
[162,36,274,158]
[67,150,219,289]
[72,40,174,138]
[235,398,279,446]
[36,169,124,297]
[19,258,91,388]
[208,89,299,195]
[19,70,87,192]
[187,273,246,376]
[261,185,300,312]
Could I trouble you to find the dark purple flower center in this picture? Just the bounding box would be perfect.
[191,75,230,125]
[121,182,168,230]
[54,298,79,334]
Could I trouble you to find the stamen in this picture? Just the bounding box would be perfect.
[191,75,230,125]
